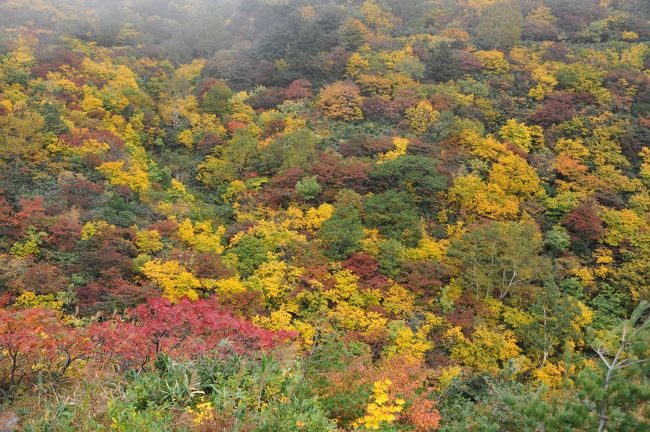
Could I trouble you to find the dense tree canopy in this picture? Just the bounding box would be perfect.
[0,0,648,430]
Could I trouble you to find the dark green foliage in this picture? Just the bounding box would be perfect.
[548,303,650,432]
[424,43,460,82]
[319,201,364,260]
[437,375,547,432]
[518,282,583,364]
[377,238,405,279]
[588,284,629,330]
[229,235,271,277]
[38,102,69,135]
[544,225,571,255]
[369,155,447,213]
[363,190,422,247]
[94,194,146,227]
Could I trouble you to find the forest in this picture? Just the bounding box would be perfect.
[0,0,649,430]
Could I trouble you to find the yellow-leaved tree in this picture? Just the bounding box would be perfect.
[318,81,364,120]
[444,324,521,373]
[488,154,542,198]
[177,218,225,254]
[405,100,438,134]
[353,379,405,430]
[140,259,202,302]
[378,137,409,162]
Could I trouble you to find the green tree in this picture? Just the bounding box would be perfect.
[201,80,233,116]
[588,302,650,432]
[437,375,546,432]
[363,190,422,247]
[229,235,271,277]
[262,128,320,174]
[448,221,550,300]
[541,302,650,432]
[424,42,460,82]
[197,130,260,187]
[377,238,405,278]
[475,1,523,50]
[544,225,571,256]
[320,192,364,260]
[369,155,447,212]
[519,282,584,365]
[296,176,322,202]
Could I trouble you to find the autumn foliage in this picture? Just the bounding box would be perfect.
[91,298,294,369]
[1,0,649,430]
